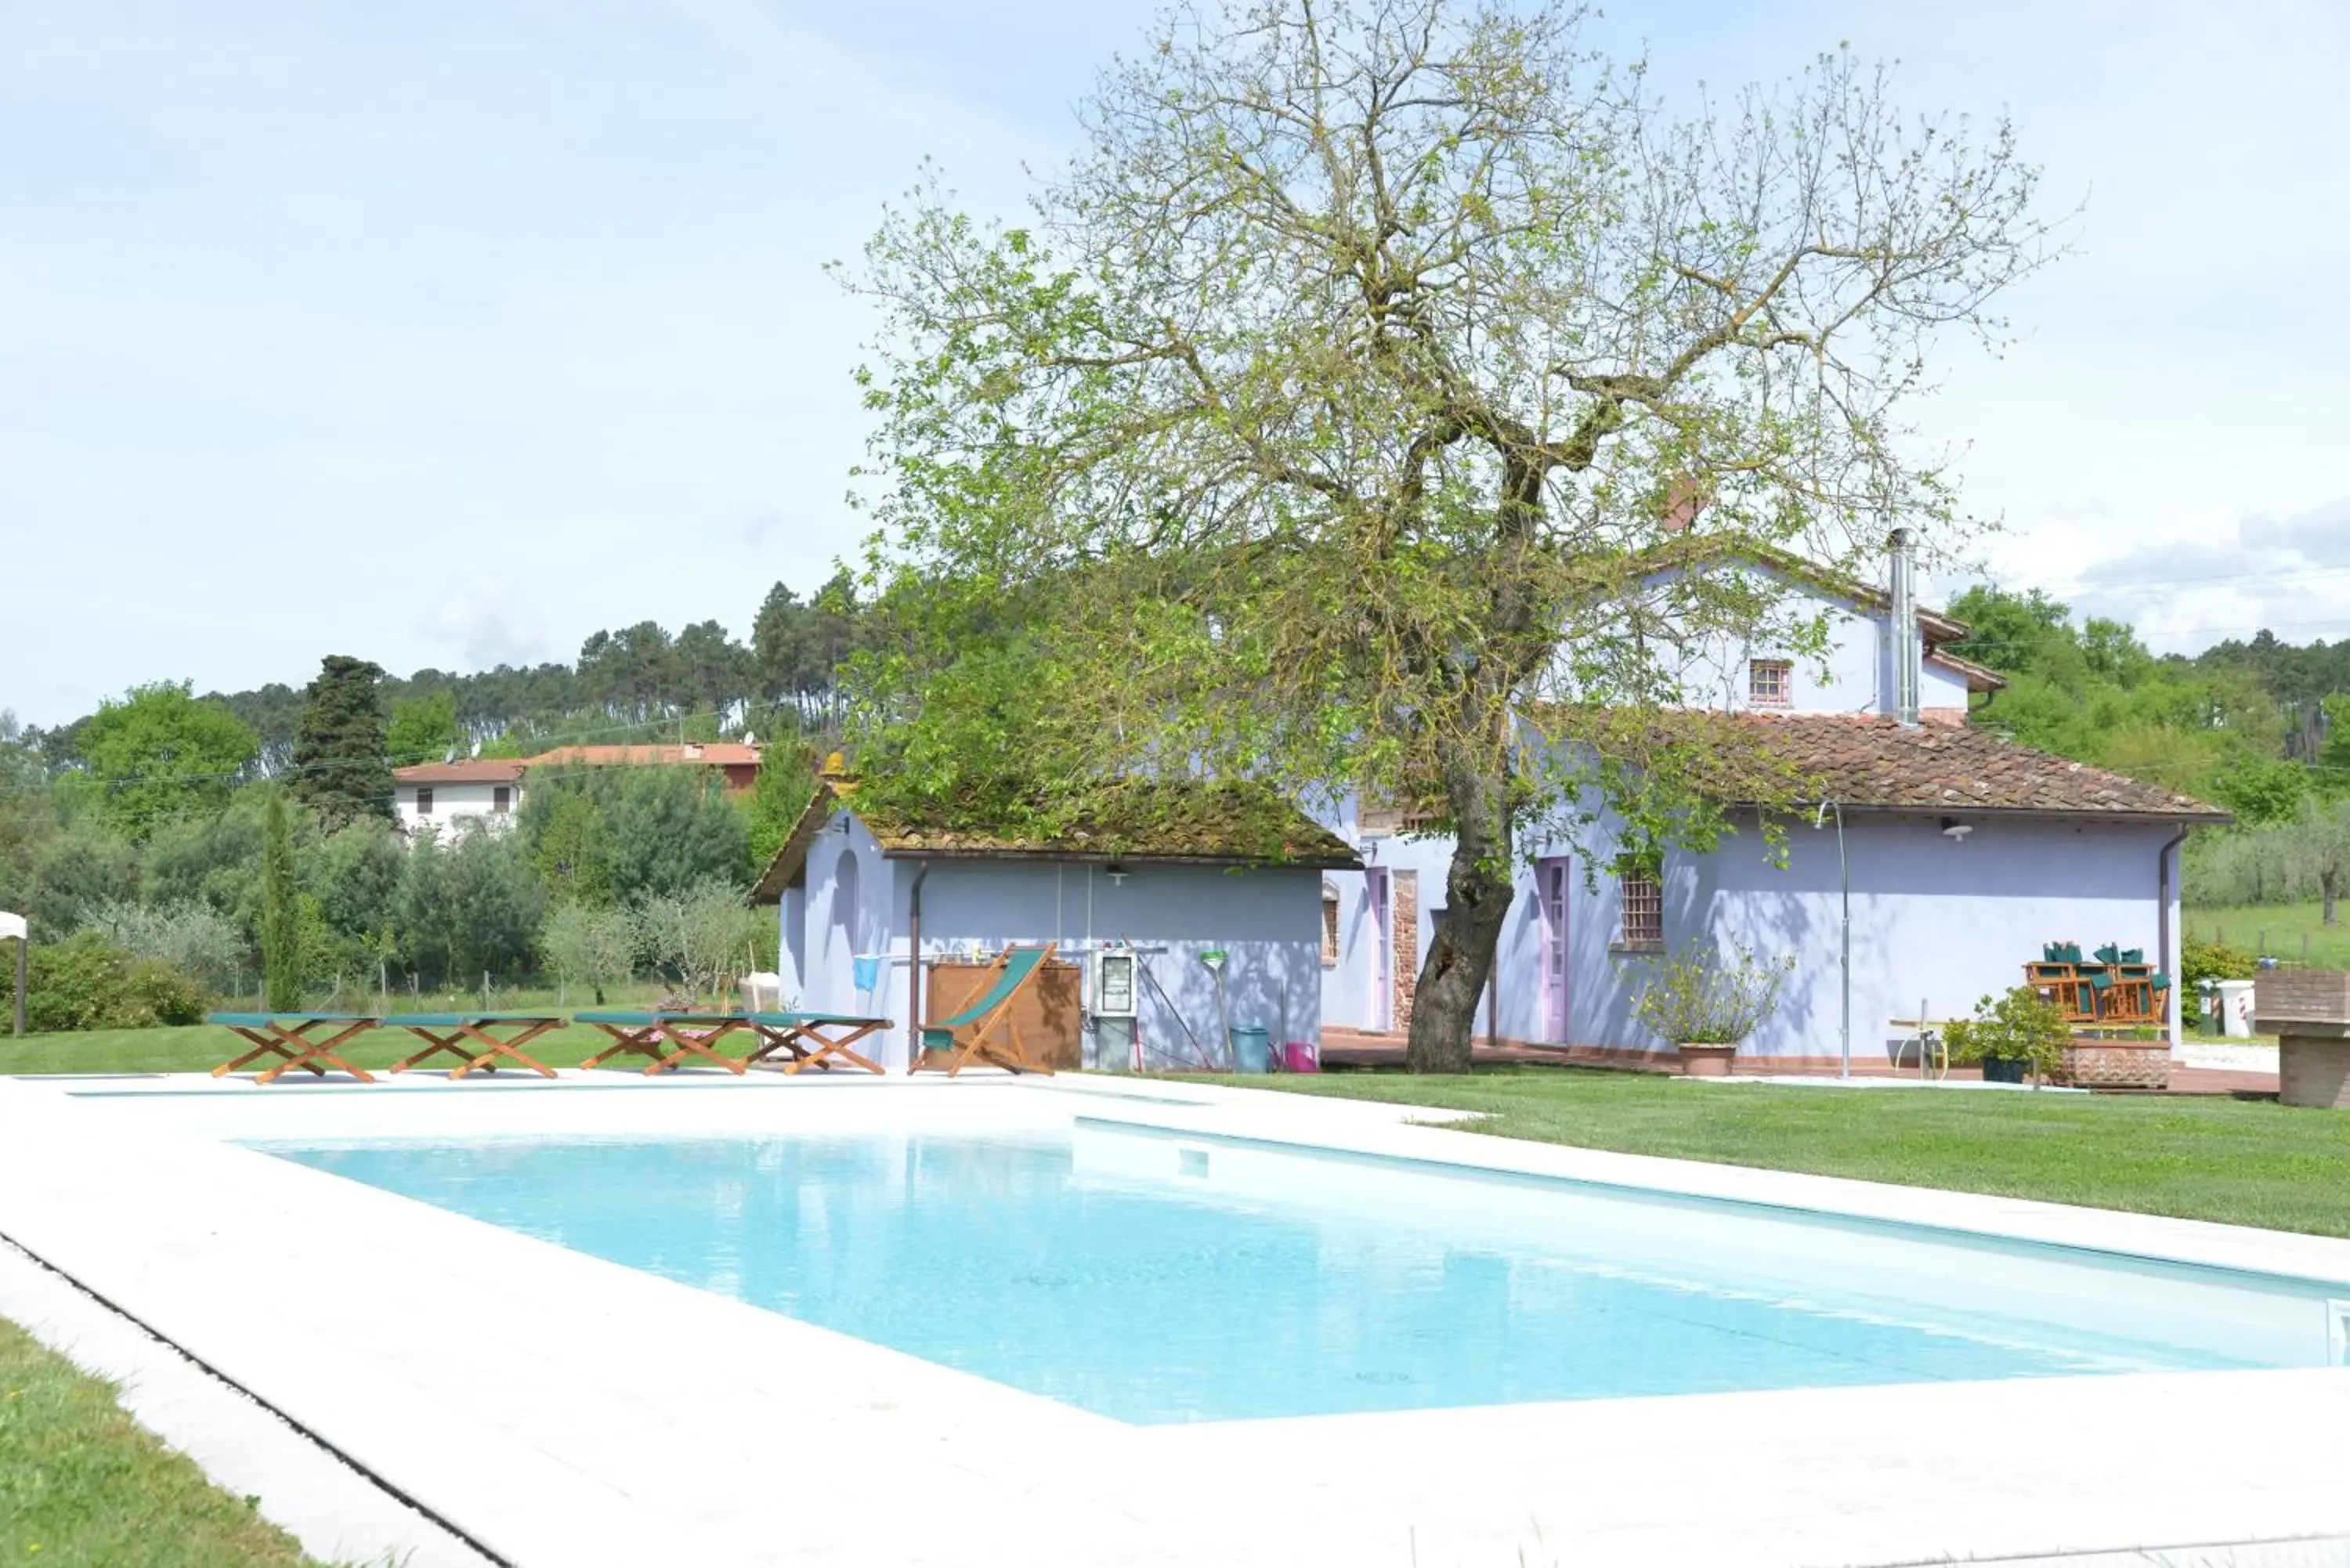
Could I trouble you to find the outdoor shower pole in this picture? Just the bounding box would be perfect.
[1816,801,1849,1080]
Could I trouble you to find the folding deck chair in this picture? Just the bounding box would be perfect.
[743,1013,893,1075]
[910,943,1058,1077]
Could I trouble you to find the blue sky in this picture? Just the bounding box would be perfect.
[5,0,2348,724]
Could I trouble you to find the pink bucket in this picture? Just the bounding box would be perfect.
[1282,1041,1320,1074]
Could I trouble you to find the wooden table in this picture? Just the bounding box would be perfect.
[576,1010,754,1075]
[386,1013,562,1080]
[207,1012,379,1085]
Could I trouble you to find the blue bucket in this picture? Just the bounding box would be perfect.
[1229,1024,1271,1074]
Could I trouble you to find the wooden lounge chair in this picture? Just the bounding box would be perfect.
[743,1012,893,1075]
[576,1010,753,1075]
[207,1011,380,1084]
[386,1012,562,1079]
[911,944,1057,1077]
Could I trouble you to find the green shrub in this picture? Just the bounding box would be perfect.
[1945,985,2071,1081]
[0,930,212,1032]
[1628,942,1791,1046]
[2181,934,2258,1029]
[121,957,211,1026]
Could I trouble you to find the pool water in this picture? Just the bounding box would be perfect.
[266,1128,2343,1425]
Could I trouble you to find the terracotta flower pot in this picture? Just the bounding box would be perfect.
[1677,1042,1737,1077]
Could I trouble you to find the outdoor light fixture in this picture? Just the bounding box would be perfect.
[1940,818,1972,843]
[1105,862,1129,887]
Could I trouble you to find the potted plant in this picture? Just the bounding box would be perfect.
[1629,943,1791,1076]
[1944,985,2070,1086]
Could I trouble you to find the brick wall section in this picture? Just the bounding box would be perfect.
[2280,1039,2350,1110]
[2255,969,2350,1024]
[2053,1042,2170,1090]
[1392,871,1419,1036]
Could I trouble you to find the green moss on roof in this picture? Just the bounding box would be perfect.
[859,779,1359,865]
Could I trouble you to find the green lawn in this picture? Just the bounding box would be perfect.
[0,1317,324,1567]
[1209,1066,2350,1238]
[2190,901,2350,968]
[0,1021,656,1076]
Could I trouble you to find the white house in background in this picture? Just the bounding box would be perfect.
[1317,532,2230,1067]
[390,742,764,839]
[391,759,526,835]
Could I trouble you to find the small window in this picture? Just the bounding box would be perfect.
[1618,873,1663,947]
[492,786,512,813]
[1748,658,1792,707]
[1320,884,1341,965]
[415,787,434,815]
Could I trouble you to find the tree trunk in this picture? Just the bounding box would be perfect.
[2325,873,2338,927]
[1404,764,1513,1072]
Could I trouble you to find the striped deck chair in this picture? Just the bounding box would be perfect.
[913,944,1057,1077]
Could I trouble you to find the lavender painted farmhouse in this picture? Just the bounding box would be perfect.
[1316,540,2229,1067]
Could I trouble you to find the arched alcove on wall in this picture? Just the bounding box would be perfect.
[832,851,861,958]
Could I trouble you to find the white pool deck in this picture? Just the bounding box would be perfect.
[2,1068,2348,1568]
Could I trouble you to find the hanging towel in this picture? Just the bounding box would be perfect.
[852,954,884,995]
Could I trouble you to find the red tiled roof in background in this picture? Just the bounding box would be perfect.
[390,759,526,786]
[1731,714,2227,820]
[523,743,761,768]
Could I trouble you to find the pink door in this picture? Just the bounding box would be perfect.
[1365,869,1391,1033]
[1537,858,1571,1042]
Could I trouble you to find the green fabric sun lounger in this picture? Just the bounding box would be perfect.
[743,1012,895,1075]
[912,944,1058,1077]
[207,1011,381,1084]
[575,1009,753,1075]
[385,1012,563,1079]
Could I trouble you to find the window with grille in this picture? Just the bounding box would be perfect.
[492,786,512,813]
[415,787,434,815]
[1748,658,1792,707]
[1320,885,1341,965]
[1618,873,1663,947]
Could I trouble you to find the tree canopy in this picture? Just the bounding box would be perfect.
[76,682,258,840]
[844,0,2051,1067]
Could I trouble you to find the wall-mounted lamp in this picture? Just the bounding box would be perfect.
[1105,862,1129,887]
[1940,817,1972,843]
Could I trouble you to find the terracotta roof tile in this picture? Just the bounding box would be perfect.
[1727,714,2228,819]
[524,743,760,768]
[392,759,526,785]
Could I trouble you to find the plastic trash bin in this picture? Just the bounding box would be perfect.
[1229,1024,1271,1074]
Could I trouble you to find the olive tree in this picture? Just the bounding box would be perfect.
[845,0,2051,1068]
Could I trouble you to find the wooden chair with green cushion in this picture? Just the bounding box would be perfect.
[911,944,1058,1077]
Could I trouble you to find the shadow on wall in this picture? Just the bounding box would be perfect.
[1126,942,1325,1071]
[1575,844,1852,1060]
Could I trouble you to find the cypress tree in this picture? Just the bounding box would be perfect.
[291,656,394,825]
[259,791,302,1010]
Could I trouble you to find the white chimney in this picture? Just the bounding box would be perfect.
[1888,527,1921,727]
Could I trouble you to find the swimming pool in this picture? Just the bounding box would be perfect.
[266,1121,2347,1425]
